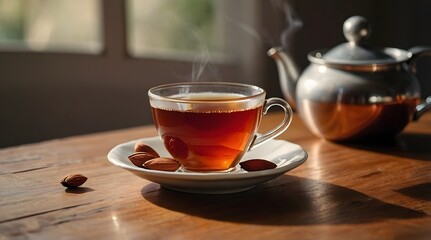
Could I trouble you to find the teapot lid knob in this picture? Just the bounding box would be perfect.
[320,15,399,65]
[343,16,370,44]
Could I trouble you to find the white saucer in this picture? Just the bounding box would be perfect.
[107,136,307,194]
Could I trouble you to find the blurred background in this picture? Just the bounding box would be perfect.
[1,0,430,148]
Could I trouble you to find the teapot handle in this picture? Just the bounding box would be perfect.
[413,96,431,121]
[408,46,431,74]
[408,46,431,121]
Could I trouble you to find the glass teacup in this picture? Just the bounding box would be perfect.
[148,82,292,172]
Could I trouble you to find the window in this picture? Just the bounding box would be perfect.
[0,0,233,59]
[0,0,103,53]
[126,0,228,61]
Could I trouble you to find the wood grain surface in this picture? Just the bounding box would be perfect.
[1,112,430,240]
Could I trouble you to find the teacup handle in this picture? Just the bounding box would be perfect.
[249,97,293,151]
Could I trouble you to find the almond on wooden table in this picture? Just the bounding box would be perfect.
[60,173,88,188]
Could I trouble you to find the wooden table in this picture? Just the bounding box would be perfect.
[1,112,430,239]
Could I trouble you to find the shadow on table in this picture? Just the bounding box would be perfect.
[339,133,431,161]
[141,175,426,226]
[394,182,431,201]
[65,187,95,194]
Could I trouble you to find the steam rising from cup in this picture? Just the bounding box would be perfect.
[185,0,303,82]
[273,0,303,50]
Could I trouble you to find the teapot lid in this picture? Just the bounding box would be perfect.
[321,16,401,65]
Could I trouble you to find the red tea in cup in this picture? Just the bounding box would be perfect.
[152,93,262,171]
